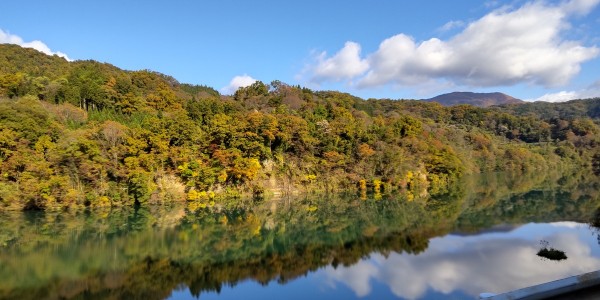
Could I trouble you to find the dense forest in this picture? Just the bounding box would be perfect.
[1,44,599,210]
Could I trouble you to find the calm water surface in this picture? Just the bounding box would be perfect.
[1,171,600,300]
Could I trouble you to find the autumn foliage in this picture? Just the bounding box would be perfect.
[1,44,599,210]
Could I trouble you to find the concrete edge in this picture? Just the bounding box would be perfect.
[480,270,600,300]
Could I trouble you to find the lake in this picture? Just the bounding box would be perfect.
[1,170,599,300]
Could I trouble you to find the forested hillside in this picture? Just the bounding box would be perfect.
[1,44,599,210]
[424,92,523,107]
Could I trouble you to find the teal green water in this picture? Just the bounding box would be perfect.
[1,171,600,299]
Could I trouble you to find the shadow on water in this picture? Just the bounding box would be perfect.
[0,169,599,299]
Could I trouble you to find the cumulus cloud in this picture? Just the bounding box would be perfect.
[309,41,369,83]
[532,80,600,102]
[221,74,258,95]
[0,29,71,61]
[534,90,581,102]
[322,222,600,299]
[305,0,600,90]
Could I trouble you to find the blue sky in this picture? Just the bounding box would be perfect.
[1,0,600,102]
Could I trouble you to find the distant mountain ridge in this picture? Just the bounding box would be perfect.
[424,92,523,107]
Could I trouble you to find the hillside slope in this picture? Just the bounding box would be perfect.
[0,44,598,211]
[424,92,523,107]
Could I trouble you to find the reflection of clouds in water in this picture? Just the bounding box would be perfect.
[324,260,379,297]
[549,221,582,229]
[323,223,600,299]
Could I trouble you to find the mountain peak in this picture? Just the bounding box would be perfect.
[424,92,523,107]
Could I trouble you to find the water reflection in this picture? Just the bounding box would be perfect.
[322,223,600,299]
[0,170,598,300]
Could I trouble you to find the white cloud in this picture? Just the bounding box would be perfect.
[534,90,580,102]
[532,79,600,102]
[562,0,600,15]
[309,41,369,83]
[438,20,465,32]
[484,1,501,9]
[0,29,71,61]
[220,74,258,95]
[304,0,600,90]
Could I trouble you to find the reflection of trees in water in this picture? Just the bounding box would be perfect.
[537,240,568,261]
[0,197,449,299]
[588,207,600,246]
[0,169,599,299]
[457,169,600,232]
[591,208,600,229]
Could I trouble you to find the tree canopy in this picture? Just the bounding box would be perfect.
[1,44,599,210]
